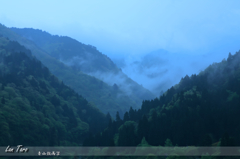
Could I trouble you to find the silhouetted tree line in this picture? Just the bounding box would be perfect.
[83,50,240,148]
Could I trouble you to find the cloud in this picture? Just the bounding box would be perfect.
[1,0,240,97]
[118,48,231,96]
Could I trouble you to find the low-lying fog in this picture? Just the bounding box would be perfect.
[111,48,237,96]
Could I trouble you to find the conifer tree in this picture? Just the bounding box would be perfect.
[123,112,129,122]
[116,111,121,122]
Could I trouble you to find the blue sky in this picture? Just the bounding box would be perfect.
[1,0,240,57]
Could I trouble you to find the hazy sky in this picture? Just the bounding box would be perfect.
[1,0,240,57]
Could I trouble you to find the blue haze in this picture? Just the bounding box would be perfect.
[1,0,240,95]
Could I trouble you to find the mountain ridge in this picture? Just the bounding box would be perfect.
[83,49,240,147]
[0,36,109,146]
[0,23,148,117]
[10,26,155,115]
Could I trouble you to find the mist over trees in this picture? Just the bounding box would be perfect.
[112,49,232,97]
[1,1,240,159]
[0,37,111,146]
[0,23,240,159]
[83,50,240,150]
[10,27,155,117]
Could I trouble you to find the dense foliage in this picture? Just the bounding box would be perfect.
[1,24,240,159]
[83,50,240,154]
[0,24,149,117]
[0,36,109,146]
[11,27,119,73]
[10,27,155,116]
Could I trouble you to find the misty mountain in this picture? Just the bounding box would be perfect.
[0,24,144,117]
[10,27,155,114]
[11,28,120,74]
[0,36,110,146]
[116,49,229,96]
[84,49,240,148]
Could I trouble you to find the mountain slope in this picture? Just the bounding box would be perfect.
[0,24,140,117]
[0,36,110,146]
[83,50,240,147]
[11,28,120,73]
[10,27,155,107]
[118,49,225,97]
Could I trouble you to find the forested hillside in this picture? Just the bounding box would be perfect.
[2,24,239,159]
[10,27,155,108]
[0,24,144,117]
[83,50,240,149]
[0,36,110,146]
[11,28,120,73]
